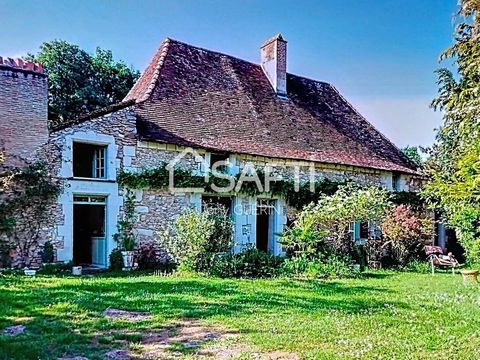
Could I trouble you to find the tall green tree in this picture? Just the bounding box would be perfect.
[424,1,480,264]
[401,146,423,168]
[26,40,139,126]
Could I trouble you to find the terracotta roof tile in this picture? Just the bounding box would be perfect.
[124,39,171,103]
[128,39,417,174]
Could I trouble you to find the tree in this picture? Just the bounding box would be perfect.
[26,40,139,127]
[425,1,480,264]
[401,146,423,168]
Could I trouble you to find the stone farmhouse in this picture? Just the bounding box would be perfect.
[0,35,423,268]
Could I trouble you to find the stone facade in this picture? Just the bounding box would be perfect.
[0,59,48,168]
[18,105,417,268]
[0,96,419,268]
[46,107,136,265]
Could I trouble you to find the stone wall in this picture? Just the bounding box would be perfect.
[124,141,408,249]
[0,61,48,169]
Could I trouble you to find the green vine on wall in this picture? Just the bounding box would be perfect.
[118,163,424,211]
[119,163,349,210]
[0,162,61,267]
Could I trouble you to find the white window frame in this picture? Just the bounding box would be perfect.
[92,146,106,179]
[61,132,117,181]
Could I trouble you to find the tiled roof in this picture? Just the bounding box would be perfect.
[124,39,171,103]
[127,39,417,174]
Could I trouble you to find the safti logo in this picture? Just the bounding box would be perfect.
[166,147,317,194]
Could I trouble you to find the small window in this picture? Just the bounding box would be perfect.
[73,195,107,204]
[202,195,232,216]
[392,173,401,191]
[73,142,107,179]
[349,222,357,241]
[210,153,229,173]
[360,222,370,239]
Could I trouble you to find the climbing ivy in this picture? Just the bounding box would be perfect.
[113,190,137,251]
[118,163,345,210]
[118,164,424,211]
[0,162,61,267]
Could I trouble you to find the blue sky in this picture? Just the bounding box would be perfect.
[0,0,457,147]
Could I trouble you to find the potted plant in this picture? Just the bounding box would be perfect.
[120,236,136,270]
[113,232,137,270]
[114,191,138,270]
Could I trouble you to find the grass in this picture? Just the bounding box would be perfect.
[0,271,479,359]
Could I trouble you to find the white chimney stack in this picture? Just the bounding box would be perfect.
[260,34,287,96]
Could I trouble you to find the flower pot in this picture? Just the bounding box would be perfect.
[460,270,478,285]
[121,251,135,270]
[24,269,36,276]
[72,266,82,276]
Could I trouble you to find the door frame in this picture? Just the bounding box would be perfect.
[72,194,108,268]
[256,199,277,254]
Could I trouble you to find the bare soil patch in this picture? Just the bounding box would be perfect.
[3,325,25,337]
[103,308,153,322]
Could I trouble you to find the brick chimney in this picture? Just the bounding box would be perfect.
[260,34,287,96]
[0,57,48,168]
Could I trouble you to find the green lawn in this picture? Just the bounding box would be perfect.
[0,271,479,359]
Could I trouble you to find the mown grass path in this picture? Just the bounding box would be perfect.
[0,271,479,359]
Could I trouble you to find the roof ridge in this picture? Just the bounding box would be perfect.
[127,37,335,103]
[124,38,172,103]
[168,38,335,87]
[168,38,265,67]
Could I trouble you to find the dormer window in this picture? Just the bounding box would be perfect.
[210,153,229,173]
[73,142,107,179]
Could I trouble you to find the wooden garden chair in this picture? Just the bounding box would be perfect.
[425,245,459,276]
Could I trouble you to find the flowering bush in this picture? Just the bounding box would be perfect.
[381,205,434,266]
[281,184,391,256]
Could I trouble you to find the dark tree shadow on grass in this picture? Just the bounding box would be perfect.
[0,275,408,359]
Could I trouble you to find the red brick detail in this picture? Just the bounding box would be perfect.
[0,56,44,75]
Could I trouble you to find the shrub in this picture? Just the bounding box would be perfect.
[405,259,431,273]
[381,205,434,266]
[136,243,159,270]
[109,248,124,270]
[39,241,55,263]
[281,206,329,256]
[280,253,357,279]
[157,204,234,272]
[209,248,283,278]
